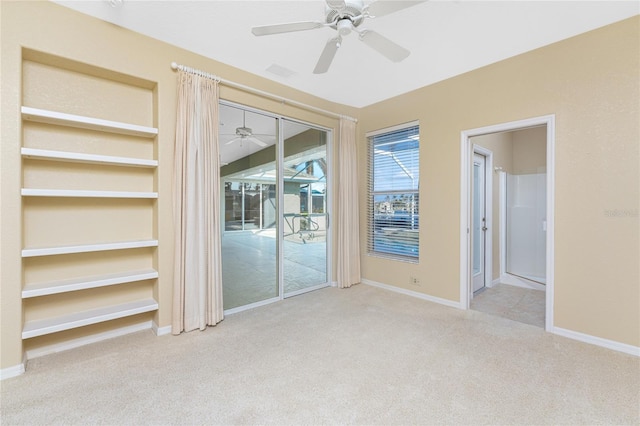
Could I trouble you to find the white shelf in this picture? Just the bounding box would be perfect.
[21,106,158,138]
[22,299,158,339]
[21,189,158,199]
[22,269,159,298]
[22,240,158,258]
[21,148,157,168]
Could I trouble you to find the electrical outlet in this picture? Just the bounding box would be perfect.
[410,276,420,286]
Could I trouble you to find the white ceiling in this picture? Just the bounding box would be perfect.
[53,1,638,108]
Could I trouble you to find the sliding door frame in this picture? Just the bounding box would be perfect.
[220,100,333,314]
[280,116,333,299]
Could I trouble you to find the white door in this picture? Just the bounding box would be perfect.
[472,153,487,293]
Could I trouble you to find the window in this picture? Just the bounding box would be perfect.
[367,123,419,261]
[224,181,276,231]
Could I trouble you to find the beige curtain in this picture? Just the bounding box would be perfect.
[336,118,361,288]
[172,71,224,334]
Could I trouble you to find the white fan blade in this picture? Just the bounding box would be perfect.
[367,1,426,18]
[313,36,342,74]
[253,134,277,143]
[359,30,410,62]
[225,138,241,145]
[248,137,268,147]
[325,0,346,10]
[252,21,324,36]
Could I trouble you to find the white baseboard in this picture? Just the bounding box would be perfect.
[362,278,637,357]
[491,278,501,287]
[25,321,154,360]
[331,281,338,287]
[0,361,26,380]
[362,279,462,309]
[152,322,172,336]
[552,327,640,357]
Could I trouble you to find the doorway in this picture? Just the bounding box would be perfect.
[219,102,331,312]
[460,115,555,331]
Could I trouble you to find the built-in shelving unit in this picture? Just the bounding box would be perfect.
[22,299,159,339]
[21,148,158,168]
[22,240,159,258]
[21,106,158,138]
[22,269,159,298]
[20,52,159,349]
[21,189,158,198]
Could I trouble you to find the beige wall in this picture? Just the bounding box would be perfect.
[1,2,638,370]
[512,126,547,174]
[0,1,357,369]
[359,17,639,346]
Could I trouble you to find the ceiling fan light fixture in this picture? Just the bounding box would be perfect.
[337,19,353,36]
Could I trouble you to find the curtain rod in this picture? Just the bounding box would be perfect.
[170,62,357,123]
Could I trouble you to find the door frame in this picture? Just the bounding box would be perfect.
[471,146,493,296]
[460,115,555,332]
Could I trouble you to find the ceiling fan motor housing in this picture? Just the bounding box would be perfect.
[325,0,365,27]
[251,0,418,74]
[236,127,253,137]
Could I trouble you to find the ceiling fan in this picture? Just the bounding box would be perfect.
[221,110,272,148]
[251,0,426,74]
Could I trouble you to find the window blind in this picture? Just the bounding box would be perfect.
[367,125,420,261]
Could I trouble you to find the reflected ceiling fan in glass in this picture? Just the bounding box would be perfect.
[220,110,274,148]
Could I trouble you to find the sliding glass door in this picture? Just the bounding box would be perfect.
[219,103,330,311]
[282,119,328,295]
[220,104,278,310]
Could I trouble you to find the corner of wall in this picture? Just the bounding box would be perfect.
[0,354,27,380]
[152,322,172,336]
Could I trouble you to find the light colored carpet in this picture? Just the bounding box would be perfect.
[471,283,546,328]
[2,284,639,425]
